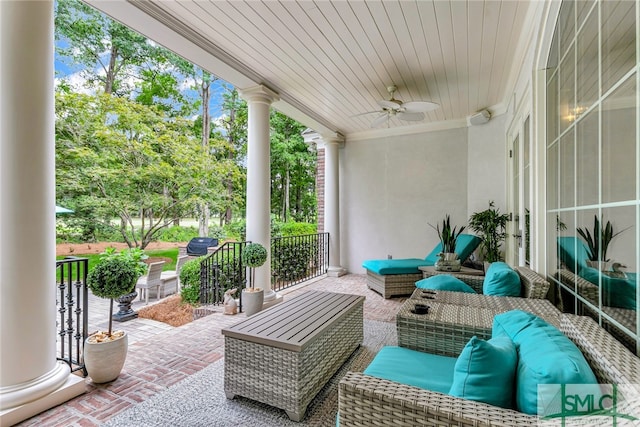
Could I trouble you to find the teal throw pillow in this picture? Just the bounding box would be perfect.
[483,262,521,296]
[449,336,517,409]
[415,275,476,293]
[492,310,599,415]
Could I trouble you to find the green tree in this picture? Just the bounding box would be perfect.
[55,0,161,96]
[55,92,215,248]
[217,87,248,225]
[270,111,316,222]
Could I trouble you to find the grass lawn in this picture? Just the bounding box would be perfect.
[57,248,179,272]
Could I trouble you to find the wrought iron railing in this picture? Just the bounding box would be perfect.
[199,241,248,309]
[271,232,329,291]
[56,256,89,376]
[198,233,330,309]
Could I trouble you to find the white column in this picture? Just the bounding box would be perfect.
[239,86,280,303]
[323,135,346,276]
[0,2,84,424]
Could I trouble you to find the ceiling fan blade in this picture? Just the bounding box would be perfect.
[370,113,389,128]
[397,111,425,122]
[378,99,402,110]
[402,101,440,113]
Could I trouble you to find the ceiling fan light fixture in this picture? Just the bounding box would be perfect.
[367,84,440,127]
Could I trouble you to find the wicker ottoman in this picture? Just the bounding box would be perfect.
[222,291,364,421]
[366,270,420,298]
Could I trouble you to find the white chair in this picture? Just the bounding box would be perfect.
[136,261,165,305]
[160,255,189,296]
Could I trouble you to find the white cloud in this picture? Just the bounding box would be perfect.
[55,71,95,95]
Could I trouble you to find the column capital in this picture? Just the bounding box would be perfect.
[238,85,279,105]
[302,130,344,149]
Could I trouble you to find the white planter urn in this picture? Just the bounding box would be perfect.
[242,288,264,316]
[434,252,461,272]
[84,331,128,383]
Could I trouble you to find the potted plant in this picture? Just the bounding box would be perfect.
[577,215,630,271]
[84,249,144,383]
[241,242,268,316]
[104,247,148,321]
[469,201,510,264]
[430,215,465,271]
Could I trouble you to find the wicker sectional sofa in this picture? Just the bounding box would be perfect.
[421,265,551,299]
[338,313,640,426]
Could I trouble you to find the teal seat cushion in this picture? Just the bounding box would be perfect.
[557,236,591,273]
[415,275,476,293]
[362,258,432,275]
[483,262,521,296]
[364,346,456,394]
[449,336,517,409]
[454,234,482,263]
[580,267,637,310]
[492,310,599,415]
[362,234,480,276]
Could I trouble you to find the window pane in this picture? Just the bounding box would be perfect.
[602,0,636,94]
[547,142,559,210]
[559,129,575,208]
[558,0,575,55]
[577,0,596,30]
[602,75,636,203]
[559,44,575,134]
[576,108,599,206]
[576,9,599,111]
[547,72,559,143]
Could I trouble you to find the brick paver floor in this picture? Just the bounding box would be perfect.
[18,274,406,426]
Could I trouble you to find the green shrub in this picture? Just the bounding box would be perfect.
[280,221,317,237]
[224,220,246,240]
[180,258,202,305]
[208,224,225,241]
[271,238,317,281]
[155,225,199,242]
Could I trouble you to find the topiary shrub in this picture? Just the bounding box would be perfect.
[87,254,141,336]
[180,258,203,305]
[242,243,267,289]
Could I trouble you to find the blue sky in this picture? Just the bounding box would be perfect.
[54,41,228,120]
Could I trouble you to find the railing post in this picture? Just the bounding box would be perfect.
[55,257,89,376]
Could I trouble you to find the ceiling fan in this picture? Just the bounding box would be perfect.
[359,85,440,128]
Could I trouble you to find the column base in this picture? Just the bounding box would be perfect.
[262,291,283,310]
[0,367,86,426]
[327,266,347,277]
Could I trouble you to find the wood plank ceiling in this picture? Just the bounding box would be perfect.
[93,1,534,138]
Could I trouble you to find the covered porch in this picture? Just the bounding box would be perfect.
[18,274,401,426]
[1,0,638,424]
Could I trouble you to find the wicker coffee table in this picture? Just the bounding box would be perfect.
[222,291,364,421]
[397,295,560,357]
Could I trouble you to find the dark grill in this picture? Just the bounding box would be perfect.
[186,237,218,256]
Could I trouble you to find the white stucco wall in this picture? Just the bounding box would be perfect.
[467,114,508,218]
[341,127,472,273]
